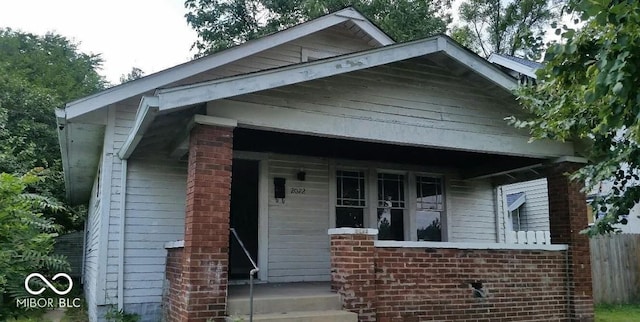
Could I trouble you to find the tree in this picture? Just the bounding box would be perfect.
[184,0,451,55]
[0,29,106,230]
[514,0,640,234]
[0,170,70,320]
[119,67,145,84]
[453,0,558,59]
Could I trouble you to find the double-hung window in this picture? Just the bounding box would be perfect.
[336,170,366,228]
[416,176,444,241]
[334,169,445,242]
[377,173,405,241]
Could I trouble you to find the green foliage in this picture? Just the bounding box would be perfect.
[455,0,557,59]
[105,306,140,322]
[514,0,640,235]
[184,0,451,55]
[119,67,145,84]
[0,28,106,230]
[0,170,70,320]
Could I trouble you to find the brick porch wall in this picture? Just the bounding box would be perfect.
[330,230,572,322]
[163,246,184,321]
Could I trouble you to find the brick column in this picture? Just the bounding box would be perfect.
[329,228,378,322]
[178,124,234,321]
[547,162,594,321]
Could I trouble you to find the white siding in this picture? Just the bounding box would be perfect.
[84,170,102,322]
[498,178,550,234]
[447,178,498,243]
[267,155,331,282]
[123,155,187,304]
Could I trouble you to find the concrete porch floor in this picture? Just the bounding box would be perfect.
[228,282,333,299]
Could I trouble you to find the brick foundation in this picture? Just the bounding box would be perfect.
[164,124,234,322]
[547,162,594,321]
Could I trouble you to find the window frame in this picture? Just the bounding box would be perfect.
[329,162,448,242]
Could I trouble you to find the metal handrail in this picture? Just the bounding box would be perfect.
[230,228,259,322]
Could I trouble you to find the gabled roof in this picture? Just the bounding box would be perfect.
[60,7,394,121]
[154,35,517,111]
[488,53,542,79]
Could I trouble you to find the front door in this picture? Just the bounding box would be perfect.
[229,159,259,280]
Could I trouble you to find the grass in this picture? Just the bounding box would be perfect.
[596,303,640,322]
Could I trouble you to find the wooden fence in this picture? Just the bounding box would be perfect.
[590,234,640,304]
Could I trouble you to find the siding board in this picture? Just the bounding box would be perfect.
[267,155,331,282]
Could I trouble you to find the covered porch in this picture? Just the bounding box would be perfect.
[118,35,594,321]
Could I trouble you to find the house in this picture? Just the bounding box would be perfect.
[56,7,595,322]
[490,53,640,235]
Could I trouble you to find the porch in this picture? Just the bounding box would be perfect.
[156,121,593,321]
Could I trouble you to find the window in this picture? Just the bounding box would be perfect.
[336,170,366,228]
[416,176,443,241]
[377,173,405,241]
[506,192,526,231]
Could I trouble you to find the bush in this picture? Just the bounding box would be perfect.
[0,169,70,320]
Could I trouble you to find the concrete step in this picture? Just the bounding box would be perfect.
[225,310,358,322]
[227,293,342,315]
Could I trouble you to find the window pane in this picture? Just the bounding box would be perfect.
[378,173,405,208]
[377,208,404,241]
[337,170,365,206]
[417,210,441,241]
[336,207,364,228]
[416,176,443,211]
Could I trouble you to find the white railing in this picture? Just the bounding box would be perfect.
[507,230,551,245]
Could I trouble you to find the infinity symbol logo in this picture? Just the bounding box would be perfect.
[24,273,73,295]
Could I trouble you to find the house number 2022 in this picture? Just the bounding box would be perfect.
[290,187,305,194]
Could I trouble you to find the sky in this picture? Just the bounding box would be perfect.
[0,0,198,84]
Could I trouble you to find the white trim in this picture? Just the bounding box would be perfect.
[408,173,417,241]
[328,160,337,229]
[258,158,269,281]
[192,114,238,128]
[117,159,127,310]
[117,96,159,159]
[552,156,588,164]
[63,7,393,120]
[374,240,568,251]
[328,227,379,235]
[96,106,115,306]
[507,193,527,212]
[158,37,509,110]
[367,168,377,229]
[488,53,538,79]
[164,240,185,249]
[56,109,72,200]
